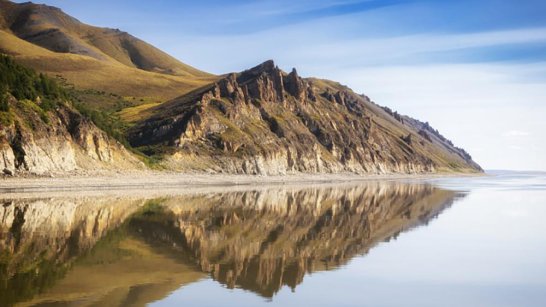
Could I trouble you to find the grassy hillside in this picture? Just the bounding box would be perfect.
[0,54,128,145]
[0,0,217,100]
[0,54,67,124]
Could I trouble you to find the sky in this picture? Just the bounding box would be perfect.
[15,0,546,171]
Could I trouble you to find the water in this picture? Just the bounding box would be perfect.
[1,171,545,307]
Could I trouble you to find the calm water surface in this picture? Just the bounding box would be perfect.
[1,171,545,306]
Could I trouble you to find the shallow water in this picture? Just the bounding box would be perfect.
[1,171,545,307]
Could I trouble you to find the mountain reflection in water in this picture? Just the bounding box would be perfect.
[0,182,462,306]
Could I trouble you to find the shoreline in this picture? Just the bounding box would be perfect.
[0,171,484,195]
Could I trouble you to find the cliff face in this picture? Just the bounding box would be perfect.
[129,60,482,175]
[0,95,143,175]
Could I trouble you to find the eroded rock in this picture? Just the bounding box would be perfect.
[127,60,482,175]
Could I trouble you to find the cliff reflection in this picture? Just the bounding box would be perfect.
[0,182,462,306]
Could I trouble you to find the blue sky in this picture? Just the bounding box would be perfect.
[15,0,546,170]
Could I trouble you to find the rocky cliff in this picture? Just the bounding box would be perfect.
[129,60,482,175]
[0,94,143,175]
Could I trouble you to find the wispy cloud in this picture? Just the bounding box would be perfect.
[311,27,546,64]
[169,23,546,75]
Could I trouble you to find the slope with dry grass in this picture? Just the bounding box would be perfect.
[0,0,217,101]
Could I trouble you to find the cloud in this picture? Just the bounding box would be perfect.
[296,27,546,64]
[168,23,546,75]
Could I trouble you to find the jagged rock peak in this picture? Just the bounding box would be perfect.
[238,60,278,81]
[289,67,299,77]
[285,67,306,100]
[230,60,311,104]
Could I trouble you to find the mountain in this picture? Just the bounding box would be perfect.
[0,1,482,176]
[128,60,482,174]
[0,0,216,100]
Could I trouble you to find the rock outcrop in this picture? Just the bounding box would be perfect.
[128,60,482,174]
[0,95,144,175]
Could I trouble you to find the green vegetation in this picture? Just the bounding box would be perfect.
[0,55,140,151]
[72,101,129,145]
[0,54,70,126]
[0,54,67,107]
[64,86,172,166]
[72,103,167,168]
[19,99,51,126]
[0,92,13,126]
[58,83,165,159]
[0,92,9,112]
[118,101,161,123]
[0,112,13,126]
[62,88,168,166]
